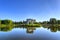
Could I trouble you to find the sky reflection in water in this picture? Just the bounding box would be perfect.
[0,27,60,40]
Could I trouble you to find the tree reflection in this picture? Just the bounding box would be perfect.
[0,26,13,32]
[0,25,60,33]
[26,27,36,34]
[48,26,58,32]
[44,24,60,32]
[58,27,60,31]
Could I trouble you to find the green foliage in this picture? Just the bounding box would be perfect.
[57,20,60,24]
[0,18,60,28]
[0,20,1,25]
[21,24,41,27]
[34,22,40,24]
[42,18,60,24]
[1,19,13,25]
[50,18,57,24]
[42,21,48,24]
[13,21,23,24]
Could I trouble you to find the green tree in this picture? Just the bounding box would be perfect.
[1,19,13,25]
[19,21,23,24]
[42,21,48,24]
[34,22,39,24]
[0,20,1,26]
[57,20,60,24]
[50,18,57,24]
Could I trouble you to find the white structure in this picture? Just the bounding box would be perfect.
[26,19,36,24]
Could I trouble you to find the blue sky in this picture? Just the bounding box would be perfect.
[0,0,60,22]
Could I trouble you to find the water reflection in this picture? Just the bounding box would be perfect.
[42,24,60,32]
[0,25,60,40]
[0,25,60,33]
[0,26,37,34]
[49,27,60,32]
[0,27,13,32]
[26,27,36,34]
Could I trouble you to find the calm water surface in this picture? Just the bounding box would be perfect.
[0,27,60,40]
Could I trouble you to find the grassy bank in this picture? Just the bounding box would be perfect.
[0,24,41,28]
[13,24,41,27]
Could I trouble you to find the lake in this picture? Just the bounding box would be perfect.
[0,27,60,40]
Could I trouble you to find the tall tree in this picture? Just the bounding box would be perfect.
[50,18,57,24]
[1,20,13,25]
[0,20,1,26]
[57,20,60,24]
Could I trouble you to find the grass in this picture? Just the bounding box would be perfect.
[19,24,41,27]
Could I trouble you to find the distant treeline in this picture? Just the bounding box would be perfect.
[0,18,60,25]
